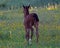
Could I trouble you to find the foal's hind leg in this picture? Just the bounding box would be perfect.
[31,27,34,39]
[34,22,39,43]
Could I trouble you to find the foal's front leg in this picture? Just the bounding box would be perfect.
[26,28,32,45]
[25,28,29,41]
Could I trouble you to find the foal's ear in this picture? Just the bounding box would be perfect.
[23,5,25,8]
[28,5,30,8]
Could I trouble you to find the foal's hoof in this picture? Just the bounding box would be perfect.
[28,39,32,45]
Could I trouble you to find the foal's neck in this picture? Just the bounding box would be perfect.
[24,10,29,17]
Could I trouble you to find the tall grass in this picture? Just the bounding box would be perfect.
[0,7,60,48]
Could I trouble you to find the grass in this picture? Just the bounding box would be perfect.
[0,7,60,48]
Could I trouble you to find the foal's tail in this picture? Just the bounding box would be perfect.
[33,13,39,22]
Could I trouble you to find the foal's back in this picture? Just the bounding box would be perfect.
[25,13,39,26]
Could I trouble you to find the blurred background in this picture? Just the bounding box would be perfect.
[0,0,60,10]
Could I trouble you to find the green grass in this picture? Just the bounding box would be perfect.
[0,7,60,48]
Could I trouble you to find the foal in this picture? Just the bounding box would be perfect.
[23,5,39,44]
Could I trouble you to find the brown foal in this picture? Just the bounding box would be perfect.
[23,5,39,44]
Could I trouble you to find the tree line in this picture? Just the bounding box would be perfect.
[0,0,60,8]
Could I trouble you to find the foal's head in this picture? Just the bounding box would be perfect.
[23,5,30,16]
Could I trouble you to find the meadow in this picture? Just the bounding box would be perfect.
[0,6,60,48]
